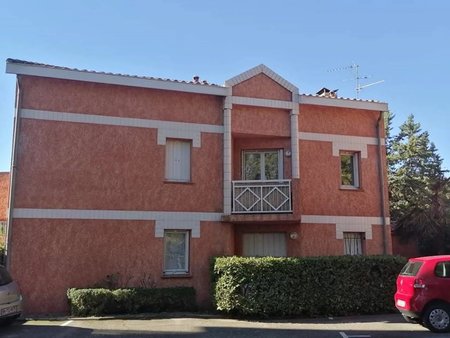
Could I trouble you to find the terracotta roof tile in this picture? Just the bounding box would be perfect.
[6,58,222,87]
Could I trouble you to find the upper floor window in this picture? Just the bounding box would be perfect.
[165,139,191,182]
[340,151,360,188]
[242,150,283,180]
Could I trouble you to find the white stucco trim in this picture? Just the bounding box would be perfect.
[225,64,299,94]
[157,129,201,147]
[20,109,223,141]
[299,94,388,111]
[12,208,223,238]
[6,62,228,96]
[301,215,390,240]
[231,96,297,110]
[155,220,201,238]
[299,132,384,159]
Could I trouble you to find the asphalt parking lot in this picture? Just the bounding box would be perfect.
[0,313,443,337]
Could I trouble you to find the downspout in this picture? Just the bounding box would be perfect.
[223,91,232,215]
[5,77,22,268]
[376,111,388,254]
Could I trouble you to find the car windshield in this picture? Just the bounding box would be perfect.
[0,266,13,286]
[400,261,423,276]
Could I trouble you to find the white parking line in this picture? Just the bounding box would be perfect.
[60,320,73,327]
[339,332,371,338]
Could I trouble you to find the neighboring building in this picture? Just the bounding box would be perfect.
[5,59,391,315]
[0,172,9,246]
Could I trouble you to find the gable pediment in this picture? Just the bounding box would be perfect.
[225,64,299,99]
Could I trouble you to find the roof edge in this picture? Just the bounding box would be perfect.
[299,94,388,111]
[5,59,228,96]
[225,64,299,94]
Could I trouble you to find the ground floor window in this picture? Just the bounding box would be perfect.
[344,232,364,255]
[163,230,190,274]
[242,232,287,257]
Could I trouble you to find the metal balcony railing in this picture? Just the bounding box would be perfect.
[232,180,292,214]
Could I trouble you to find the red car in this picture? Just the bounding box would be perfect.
[395,255,450,333]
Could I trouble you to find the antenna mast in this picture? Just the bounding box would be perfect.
[329,63,384,98]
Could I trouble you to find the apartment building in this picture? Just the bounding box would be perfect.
[5,59,391,314]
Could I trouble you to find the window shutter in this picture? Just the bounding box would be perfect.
[165,140,191,182]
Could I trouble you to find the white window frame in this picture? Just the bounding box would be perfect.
[340,151,360,188]
[343,232,364,255]
[163,230,190,275]
[242,149,284,180]
[165,139,191,182]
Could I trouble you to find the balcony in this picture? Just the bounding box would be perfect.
[232,180,292,214]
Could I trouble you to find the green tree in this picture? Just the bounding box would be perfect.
[387,114,449,255]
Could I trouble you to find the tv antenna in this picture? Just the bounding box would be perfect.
[328,63,384,98]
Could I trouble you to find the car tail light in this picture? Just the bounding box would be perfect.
[413,279,426,289]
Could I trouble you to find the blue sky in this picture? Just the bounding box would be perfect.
[0,0,449,172]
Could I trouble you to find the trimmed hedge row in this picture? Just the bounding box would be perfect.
[212,255,406,317]
[67,287,196,316]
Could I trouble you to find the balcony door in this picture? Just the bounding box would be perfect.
[242,150,283,180]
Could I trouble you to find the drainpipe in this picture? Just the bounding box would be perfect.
[290,105,300,179]
[376,111,388,255]
[223,91,232,215]
[5,77,22,269]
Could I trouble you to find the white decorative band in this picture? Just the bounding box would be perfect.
[13,208,222,238]
[155,220,200,238]
[231,96,297,110]
[20,109,224,136]
[302,215,390,240]
[157,129,201,147]
[299,132,385,159]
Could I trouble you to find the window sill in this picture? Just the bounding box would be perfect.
[161,273,192,279]
[340,185,363,191]
[164,180,194,185]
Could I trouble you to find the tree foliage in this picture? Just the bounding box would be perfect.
[386,113,450,255]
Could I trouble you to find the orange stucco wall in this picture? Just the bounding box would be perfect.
[232,106,290,137]
[10,219,234,314]
[232,73,292,101]
[299,141,383,216]
[0,172,9,221]
[14,118,223,212]
[20,77,224,125]
[299,104,383,138]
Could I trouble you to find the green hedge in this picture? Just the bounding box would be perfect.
[67,287,196,316]
[212,255,406,317]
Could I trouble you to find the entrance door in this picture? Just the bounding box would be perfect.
[242,232,287,257]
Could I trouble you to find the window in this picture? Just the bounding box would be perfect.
[435,262,450,278]
[242,233,287,257]
[400,261,423,276]
[344,232,364,255]
[163,230,190,275]
[340,151,360,188]
[165,139,191,182]
[242,150,283,180]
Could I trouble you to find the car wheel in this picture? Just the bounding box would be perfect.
[423,303,450,333]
